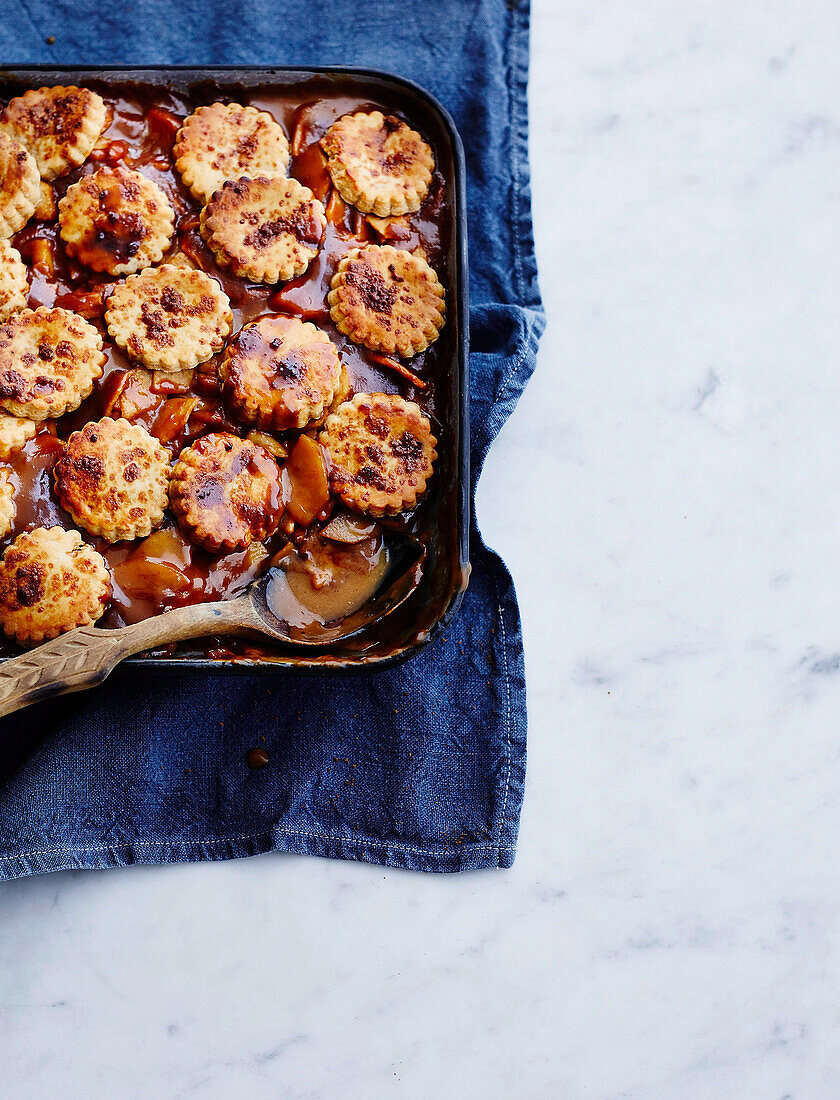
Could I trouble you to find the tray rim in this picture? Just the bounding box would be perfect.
[0,64,471,673]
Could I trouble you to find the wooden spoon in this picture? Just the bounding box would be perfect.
[0,534,424,719]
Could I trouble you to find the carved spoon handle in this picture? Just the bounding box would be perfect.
[0,599,259,720]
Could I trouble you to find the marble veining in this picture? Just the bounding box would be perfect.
[3,1,840,1096]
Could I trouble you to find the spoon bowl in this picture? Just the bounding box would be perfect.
[258,529,425,645]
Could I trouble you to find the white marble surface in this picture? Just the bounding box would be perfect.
[3,1,840,1095]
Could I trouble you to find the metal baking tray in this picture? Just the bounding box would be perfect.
[0,65,470,671]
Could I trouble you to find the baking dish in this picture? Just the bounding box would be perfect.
[0,65,469,670]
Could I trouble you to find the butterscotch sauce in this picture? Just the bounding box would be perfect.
[267,532,390,630]
[245,746,270,769]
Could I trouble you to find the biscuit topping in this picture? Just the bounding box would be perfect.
[0,527,111,645]
[320,111,434,217]
[221,314,342,432]
[0,86,108,181]
[0,307,105,420]
[105,264,232,372]
[200,176,326,284]
[0,241,29,321]
[169,431,283,552]
[173,102,291,204]
[319,392,437,516]
[328,244,445,357]
[0,132,40,238]
[58,166,176,275]
[54,417,170,542]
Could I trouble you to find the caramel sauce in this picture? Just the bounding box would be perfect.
[245,746,269,769]
[268,532,390,630]
[0,75,456,660]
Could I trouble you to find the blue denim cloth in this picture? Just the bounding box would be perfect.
[0,0,544,878]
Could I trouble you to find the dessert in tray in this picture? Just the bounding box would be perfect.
[0,76,457,657]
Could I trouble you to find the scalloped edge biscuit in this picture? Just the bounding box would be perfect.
[328,244,445,357]
[320,111,434,217]
[318,392,437,516]
[173,102,291,204]
[169,431,283,553]
[0,86,108,181]
[0,132,40,238]
[0,241,29,321]
[58,166,175,275]
[0,526,111,645]
[221,314,342,431]
[54,417,170,542]
[104,264,233,372]
[200,176,325,284]
[0,306,105,421]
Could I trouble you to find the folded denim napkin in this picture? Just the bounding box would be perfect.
[0,0,544,878]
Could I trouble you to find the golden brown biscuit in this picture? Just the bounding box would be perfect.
[104,264,232,372]
[0,132,40,238]
[54,417,170,542]
[200,176,325,284]
[0,410,36,459]
[319,392,437,516]
[0,86,108,181]
[0,241,29,321]
[173,102,291,204]
[169,432,283,552]
[328,245,445,357]
[0,526,111,645]
[221,314,342,432]
[58,166,175,275]
[320,111,434,217]
[0,468,15,538]
[0,307,105,420]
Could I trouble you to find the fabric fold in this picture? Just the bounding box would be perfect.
[0,0,544,879]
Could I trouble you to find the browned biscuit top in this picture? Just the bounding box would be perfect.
[222,314,342,432]
[0,131,40,238]
[104,264,232,372]
[0,526,111,644]
[58,166,175,275]
[54,416,170,542]
[328,244,445,358]
[0,306,105,421]
[319,392,437,517]
[320,111,434,217]
[169,431,283,552]
[200,176,325,285]
[0,85,108,181]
